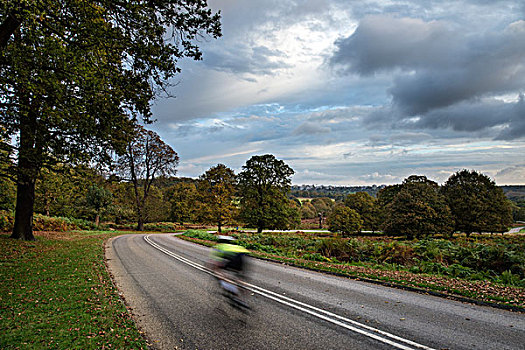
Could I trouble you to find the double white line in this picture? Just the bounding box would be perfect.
[144,235,435,350]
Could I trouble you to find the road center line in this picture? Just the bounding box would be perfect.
[144,235,435,350]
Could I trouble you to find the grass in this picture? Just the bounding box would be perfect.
[181,230,525,310]
[0,231,147,349]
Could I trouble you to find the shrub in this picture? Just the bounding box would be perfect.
[446,264,475,279]
[498,270,524,287]
[143,222,183,232]
[0,211,14,232]
[184,230,218,242]
[316,237,353,261]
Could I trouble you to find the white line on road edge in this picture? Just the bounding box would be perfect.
[144,235,435,350]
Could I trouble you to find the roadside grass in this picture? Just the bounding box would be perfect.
[0,231,147,349]
[181,230,525,311]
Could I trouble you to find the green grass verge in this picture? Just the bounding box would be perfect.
[0,231,147,349]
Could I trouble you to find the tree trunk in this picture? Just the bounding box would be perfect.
[11,103,40,241]
[11,179,36,240]
[218,221,222,233]
[95,214,100,227]
[0,12,22,51]
[136,217,144,231]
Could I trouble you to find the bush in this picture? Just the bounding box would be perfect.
[498,270,524,287]
[183,230,219,242]
[446,264,476,278]
[0,212,105,232]
[316,237,353,261]
[33,215,75,231]
[143,222,183,232]
[0,211,14,232]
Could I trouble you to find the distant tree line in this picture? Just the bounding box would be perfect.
[327,171,514,238]
[291,185,383,201]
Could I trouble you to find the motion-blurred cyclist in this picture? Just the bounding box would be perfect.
[210,235,250,307]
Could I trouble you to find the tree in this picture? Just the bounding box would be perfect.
[167,182,198,225]
[197,164,237,233]
[344,192,380,232]
[85,185,113,227]
[116,126,179,231]
[442,170,513,236]
[311,197,334,215]
[237,154,296,233]
[300,200,317,219]
[109,182,136,225]
[143,185,171,223]
[327,206,363,236]
[512,201,525,222]
[382,176,454,239]
[1,1,221,240]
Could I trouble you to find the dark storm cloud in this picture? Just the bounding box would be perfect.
[330,16,525,139]
[330,16,456,75]
[364,97,525,140]
[416,96,525,139]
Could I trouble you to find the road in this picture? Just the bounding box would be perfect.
[106,234,524,350]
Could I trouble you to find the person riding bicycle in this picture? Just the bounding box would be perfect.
[210,235,250,305]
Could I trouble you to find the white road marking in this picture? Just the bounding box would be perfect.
[144,235,435,350]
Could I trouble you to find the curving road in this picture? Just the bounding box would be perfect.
[106,234,524,350]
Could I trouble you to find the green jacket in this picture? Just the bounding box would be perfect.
[213,243,249,259]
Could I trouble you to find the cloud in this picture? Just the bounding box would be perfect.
[359,172,400,183]
[331,16,525,140]
[389,132,433,145]
[292,122,331,135]
[330,15,456,75]
[203,45,292,78]
[495,164,525,184]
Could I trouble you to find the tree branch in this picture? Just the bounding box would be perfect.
[0,12,22,51]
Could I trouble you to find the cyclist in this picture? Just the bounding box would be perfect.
[210,235,250,307]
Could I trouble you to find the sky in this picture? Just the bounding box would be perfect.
[150,0,525,186]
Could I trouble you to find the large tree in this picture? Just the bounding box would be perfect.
[237,154,297,233]
[344,192,380,232]
[0,1,221,240]
[85,184,113,227]
[197,164,237,232]
[382,175,454,239]
[327,205,363,236]
[168,181,198,225]
[116,126,179,231]
[441,170,513,236]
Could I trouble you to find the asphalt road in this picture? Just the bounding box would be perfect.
[106,234,524,350]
